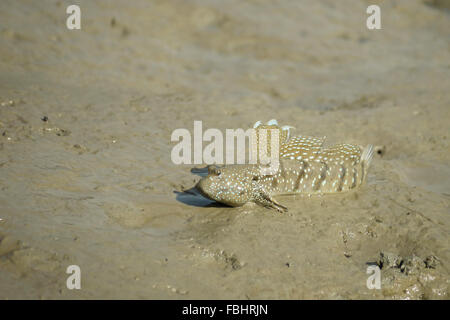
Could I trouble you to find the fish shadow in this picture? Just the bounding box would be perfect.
[174,187,229,208]
[190,166,209,177]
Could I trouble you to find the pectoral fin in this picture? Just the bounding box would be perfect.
[254,190,288,213]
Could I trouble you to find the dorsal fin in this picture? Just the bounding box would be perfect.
[280,135,326,160]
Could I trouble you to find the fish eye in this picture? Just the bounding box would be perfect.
[208,165,221,176]
[208,166,221,176]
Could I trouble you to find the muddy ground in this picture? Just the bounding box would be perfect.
[0,0,449,299]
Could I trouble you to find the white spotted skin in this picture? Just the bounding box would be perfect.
[196,147,373,212]
[196,164,260,207]
[195,120,374,212]
[280,135,326,161]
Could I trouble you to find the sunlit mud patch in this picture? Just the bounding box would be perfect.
[392,160,450,194]
[103,202,185,230]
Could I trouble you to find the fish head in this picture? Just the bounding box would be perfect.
[195,164,262,207]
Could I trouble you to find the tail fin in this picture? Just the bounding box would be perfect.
[361,144,374,167]
[361,144,374,183]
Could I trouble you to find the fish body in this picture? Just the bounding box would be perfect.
[195,120,374,212]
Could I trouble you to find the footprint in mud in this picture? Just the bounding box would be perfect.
[214,249,243,271]
[103,202,186,229]
[1,234,64,275]
[0,234,22,258]
[9,248,62,273]
[195,247,244,271]
[104,204,150,228]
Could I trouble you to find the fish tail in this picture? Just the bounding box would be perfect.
[360,144,374,183]
[361,144,374,167]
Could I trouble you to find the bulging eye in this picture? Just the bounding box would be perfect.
[208,165,221,176]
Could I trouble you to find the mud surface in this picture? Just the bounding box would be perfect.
[0,0,449,299]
